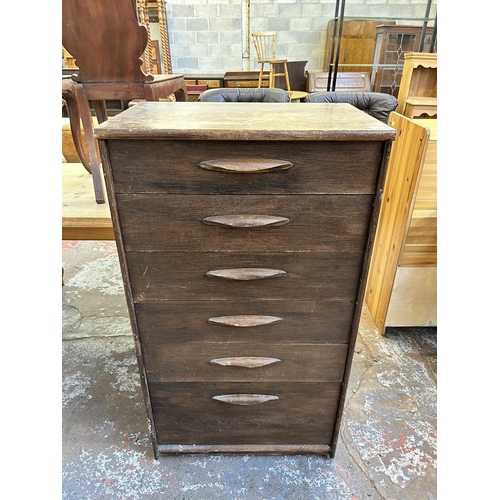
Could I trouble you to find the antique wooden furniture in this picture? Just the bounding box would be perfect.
[252,32,291,92]
[185,75,225,89]
[306,72,371,93]
[365,114,436,334]
[396,52,437,118]
[136,0,172,74]
[62,0,188,204]
[370,25,435,98]
[62,163,114,241]
[225,61,307,92]
[323,19,395,72]
[94,101,395,458]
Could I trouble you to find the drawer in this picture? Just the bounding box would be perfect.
[150,382,341,445]
[135,300,355,344]
[106,139,383,195]
[127,251,364,302]
[143,342,348,383]
[117,194,372,253]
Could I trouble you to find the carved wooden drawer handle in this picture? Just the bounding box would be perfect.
[212,394,279,405]
[199,159,293,173]
[209,357,281,368]
[202,215,290,228]
[208,315,283,327]
[205,268,286,280]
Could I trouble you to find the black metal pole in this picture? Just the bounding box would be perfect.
[327,0,340,91]
[418,0,432,52]
[331,0,346,91]
[429,16,437,53]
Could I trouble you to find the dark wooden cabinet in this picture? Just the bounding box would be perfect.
[370,25,435,97]
[95,102,395,458]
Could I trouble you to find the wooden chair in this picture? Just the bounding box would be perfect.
[62,0,188,204]
[252,32,291,92]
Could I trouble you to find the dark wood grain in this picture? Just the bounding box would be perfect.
[157,443,331,456]
[116,194,372,253]
[106,140,383,195]
[143,343,348,383]
[94,101,397,141]
[134,300,355,344]
[150,382,341,445]
[96,102,394,459]
[127,252,363,302]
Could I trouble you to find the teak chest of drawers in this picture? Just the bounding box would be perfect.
[95,102,395,458]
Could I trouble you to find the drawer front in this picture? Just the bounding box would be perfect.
[135,300,355,344]
[127,252,364,302]
[117,194,373,253]
[143,343,348,383]
[150,382,341,445]
[106,140,383,195]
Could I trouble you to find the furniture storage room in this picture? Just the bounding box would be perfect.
[61,1,443,499]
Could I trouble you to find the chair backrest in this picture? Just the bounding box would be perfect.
[62,0,152,83]
[252,32,277,63]
[198,88,290,103]
[198,88,290,102]
[305,92,398,124]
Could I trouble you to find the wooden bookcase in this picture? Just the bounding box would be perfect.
[365,114,437,333]
[396,52,437,118]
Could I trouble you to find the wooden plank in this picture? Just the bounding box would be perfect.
[135,300,355,344]
[385,267,437,327]
[143,343,348,383]
[116,194,372,253]
[150,382,341,445]
[62,163,114,240]
[126,251,363,302]
[364,113,430,334]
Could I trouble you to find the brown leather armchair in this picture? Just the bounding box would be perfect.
[305,92,398,124]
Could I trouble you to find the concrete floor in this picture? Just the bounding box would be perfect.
[62,240,437,499]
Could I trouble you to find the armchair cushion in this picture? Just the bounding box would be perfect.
[305,92,398,124]
[199,88,290,103]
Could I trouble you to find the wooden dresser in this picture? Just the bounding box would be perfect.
[95,102,395,458]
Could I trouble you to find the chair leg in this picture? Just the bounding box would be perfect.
[74,84,106,204]
[269,64,275,89]
[283,62,291,93]
[258,65,264,88]
[92,100,108,123]
[62,90,92,175]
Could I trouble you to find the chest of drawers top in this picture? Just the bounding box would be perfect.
[94,101,395,141]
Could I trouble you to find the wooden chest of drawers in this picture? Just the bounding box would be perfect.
[95,102,395,458]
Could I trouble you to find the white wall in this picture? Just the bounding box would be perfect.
[156,0,437,75]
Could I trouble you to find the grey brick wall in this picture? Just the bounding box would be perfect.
[155,0,437,75]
